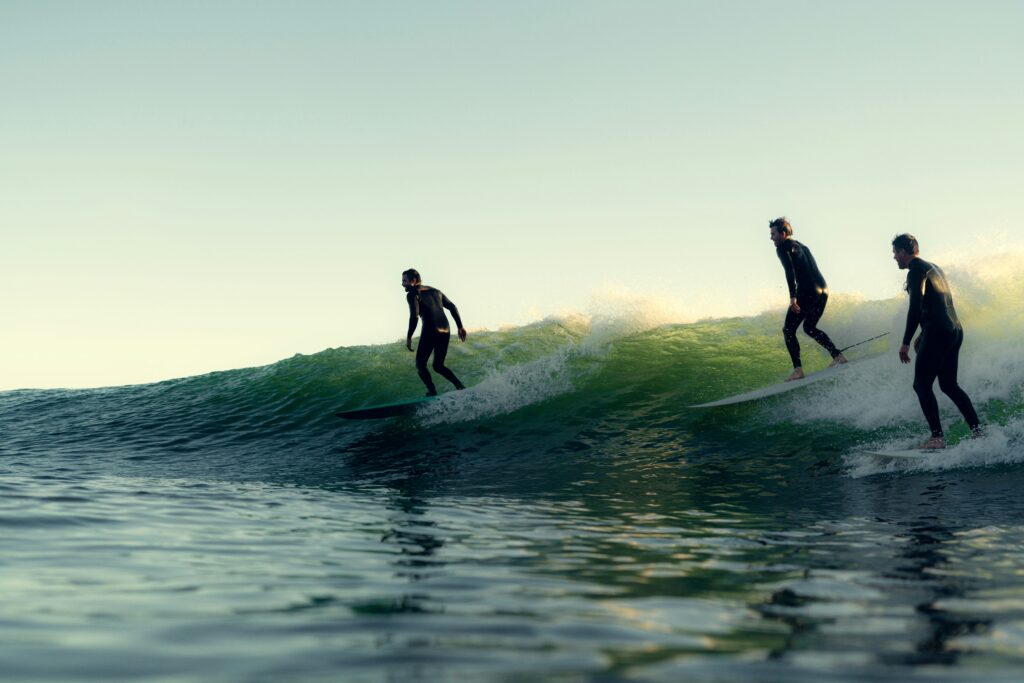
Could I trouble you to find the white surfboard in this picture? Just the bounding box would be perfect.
[690,362,853,408]
[862,449,938,460]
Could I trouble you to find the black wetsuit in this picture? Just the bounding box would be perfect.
[902,258,979,437]
[407,286,465,395]
[776,239,841,368]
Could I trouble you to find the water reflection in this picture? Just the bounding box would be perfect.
[893,489,991,666]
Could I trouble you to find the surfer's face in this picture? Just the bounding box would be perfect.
[401,274,419,291]
[769,227,787,247]
[893,247,913,269]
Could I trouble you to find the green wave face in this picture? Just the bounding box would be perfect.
[3,260,1023,480]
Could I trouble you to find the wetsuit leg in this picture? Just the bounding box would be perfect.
[936,328,980,430]
[783,307,806,369]
[913,331,947,437]
[430,332,465,389]
[800,294,841,359]
[415,332,439,395]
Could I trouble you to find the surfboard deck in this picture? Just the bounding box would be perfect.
[862,449,939,460]
[336,396,436,420]
[690,362,853,408]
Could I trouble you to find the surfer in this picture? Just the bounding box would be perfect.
[402,268,467,396]
[769,217,847,381]
[892,234,981,450]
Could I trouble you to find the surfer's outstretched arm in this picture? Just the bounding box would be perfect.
[406,291,419,351]
[442,293,467,341]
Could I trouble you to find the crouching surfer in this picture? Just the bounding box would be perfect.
[769,217,847,381]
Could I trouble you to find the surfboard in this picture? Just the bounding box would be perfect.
[335,396,436,420]
[690,362,853,408]
[862,449,939,460]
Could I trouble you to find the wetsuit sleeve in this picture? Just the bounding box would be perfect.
[441,293,463,328]
[406,292,419,338]
[902,268,925,345]
[776,244,798,300]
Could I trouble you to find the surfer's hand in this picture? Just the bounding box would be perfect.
[899,344,911,364]
[406,337,414,352]
[789,298,800,314]
[458,327,467,342]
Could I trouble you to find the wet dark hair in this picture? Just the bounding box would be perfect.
[402,268,421,282]
[768,217,792,237]
[891,234,919,255]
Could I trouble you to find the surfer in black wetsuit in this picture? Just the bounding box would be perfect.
[402,268,467,396]
[892,234,981,450]
[769,217,847,381]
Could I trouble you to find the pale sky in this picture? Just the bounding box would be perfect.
[2,1,1022,389]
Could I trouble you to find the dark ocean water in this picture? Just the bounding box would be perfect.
[2,273,1023,682]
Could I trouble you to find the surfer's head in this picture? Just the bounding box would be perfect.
[402,268,421,291]
[891,234,919,269]
[769,217,792,246]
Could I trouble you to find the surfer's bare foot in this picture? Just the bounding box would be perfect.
[972,426,985,438]
[918,436,946,450]
[785,368,805,382]
[425,390,438,397]
[830,353,848,367]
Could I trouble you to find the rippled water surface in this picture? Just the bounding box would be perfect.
[4,446,1024,682]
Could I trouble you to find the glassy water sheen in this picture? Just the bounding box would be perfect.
[3,272,1024,681]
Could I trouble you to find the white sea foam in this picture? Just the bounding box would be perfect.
[772,250,1024,476]
[418,287,694,424]
[420,252,1024,433]
[845,422,1024,478]
[416,344,578,425]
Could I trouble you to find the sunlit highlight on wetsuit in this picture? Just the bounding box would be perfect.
[902,258,979,438]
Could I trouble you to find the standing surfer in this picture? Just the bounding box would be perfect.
[402,268,467,396]
[892,234,981,449]
[769,217,847,381]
